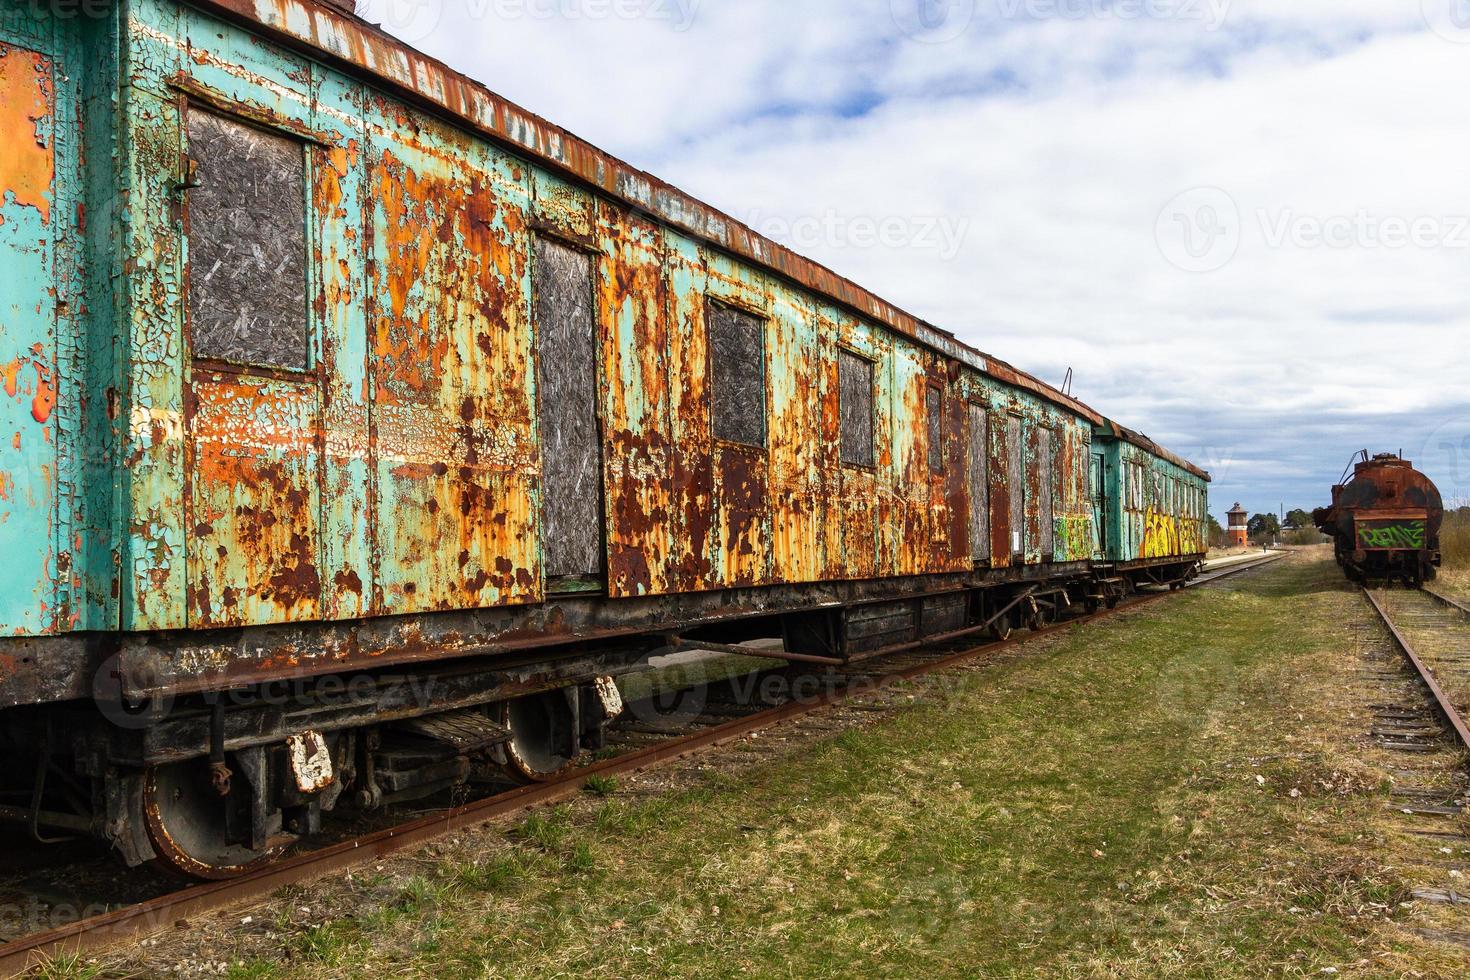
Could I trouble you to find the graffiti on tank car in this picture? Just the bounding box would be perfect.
[1358,521,1426,551]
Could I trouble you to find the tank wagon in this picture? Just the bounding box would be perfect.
[0,0,1208,877]
[1314,453,1443,586]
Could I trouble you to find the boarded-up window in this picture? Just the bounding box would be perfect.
[1038,427,1055,556]
[926,387,943,474]
[535,237,603,580]
[839,351,875,467]
[708,303,766,448]
[1006,415,1024,556]
[968,404,989,560]
[186,109,308,371]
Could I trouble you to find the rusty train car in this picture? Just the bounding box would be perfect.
[0,0,1208,877]
[1314,453,1443,586]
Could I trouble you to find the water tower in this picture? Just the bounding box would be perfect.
[1227,503,1249,547]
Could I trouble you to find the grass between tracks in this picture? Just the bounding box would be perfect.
[57,553,1470,979]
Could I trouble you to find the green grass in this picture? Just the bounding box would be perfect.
[73,555,1470,978]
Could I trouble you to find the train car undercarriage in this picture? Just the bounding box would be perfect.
[0,557,1201,878]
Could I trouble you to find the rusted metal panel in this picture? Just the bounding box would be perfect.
[767,291,825,584]
[364,92,541,614]
[312,73,373,622]
[662,234,715,593]
[598,201,673,598]
[888,346,929,577]
[1037,426,1056,557]
[0,37,60,635]
[184,109,309,371]
[181,0,1108,430]
[940,387,970,572]
[534,235,602,581]
[186,374,322,626]
[531,172,595,244]
[1003,414,1024,562]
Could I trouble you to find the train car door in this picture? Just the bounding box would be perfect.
[534,235,605,593]
[1089,450,1108,560]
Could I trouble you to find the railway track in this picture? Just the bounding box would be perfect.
[1358,586,1470,923]
[0,552,1287,976]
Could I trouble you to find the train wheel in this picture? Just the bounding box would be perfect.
[143,760,284,880]
[991,613,1014,642]
[494,690,581,784]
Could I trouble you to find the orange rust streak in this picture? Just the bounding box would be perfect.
[0,45,55,224]
[29,364,53,423]
[1,361,18,398]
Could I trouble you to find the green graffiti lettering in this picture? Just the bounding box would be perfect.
[1357,521,1426,551]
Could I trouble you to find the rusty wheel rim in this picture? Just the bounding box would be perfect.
[143,762,285,881]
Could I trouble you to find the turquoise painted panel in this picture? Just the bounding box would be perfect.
[0,33,60,634]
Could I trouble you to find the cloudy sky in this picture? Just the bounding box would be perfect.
[362,0,1470,520]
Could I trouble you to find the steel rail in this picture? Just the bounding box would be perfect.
[1422,586,1470,618]
[1363,588,1470,754]
[0,551,1286,977]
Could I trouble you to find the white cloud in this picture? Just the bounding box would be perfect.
[370,0,1470,512]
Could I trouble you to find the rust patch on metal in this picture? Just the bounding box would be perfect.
[0,43,54,224]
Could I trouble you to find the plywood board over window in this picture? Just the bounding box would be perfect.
[186,109,308,371]
[967,404,990,561]
[707,303,767,449]
[839,351,875,468]
[535,236,603,584]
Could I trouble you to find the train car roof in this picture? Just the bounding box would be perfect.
[1094,419,1212,482]
[182,0,1104,426]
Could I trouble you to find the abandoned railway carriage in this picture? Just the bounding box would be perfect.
[0,0,1208,877]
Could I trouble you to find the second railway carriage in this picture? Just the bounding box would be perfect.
[1089,420,1211,600]
[0,0,1207,877]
